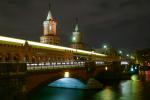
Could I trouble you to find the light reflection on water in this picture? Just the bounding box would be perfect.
[48,78,86,89]
[28,74,150,100]
[94,86,116,100]
[93,81,141,100]
[121,80,142,100]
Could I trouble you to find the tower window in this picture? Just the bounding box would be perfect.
[72,37,76,42]
[50,26,52,30]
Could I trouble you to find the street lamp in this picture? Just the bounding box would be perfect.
[103,45,107,49]
[118,50,123,60]
[103,44,108,54]
[126,54,130,57]
[130,55,135,59]
[119,50,123,54]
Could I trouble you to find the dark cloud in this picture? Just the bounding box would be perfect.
[119,0,141,8]
[0,0,149,51]
[99,2,110,9]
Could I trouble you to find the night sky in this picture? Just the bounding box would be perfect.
[0,0,150,51]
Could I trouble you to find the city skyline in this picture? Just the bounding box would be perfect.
[0,0,150,51]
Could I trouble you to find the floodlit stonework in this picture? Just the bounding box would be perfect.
[40,9,60,45]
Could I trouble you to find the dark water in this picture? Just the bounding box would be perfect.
[28,74,150,100]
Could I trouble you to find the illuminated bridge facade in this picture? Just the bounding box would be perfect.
[0,35,119,66]
[0,35,122,95]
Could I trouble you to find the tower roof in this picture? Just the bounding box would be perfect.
[74,17,79,32]
[75,24,79,32]
[46,3,53,20]
[46,10,53,20]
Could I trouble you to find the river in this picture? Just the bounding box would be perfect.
[28,73,150,100]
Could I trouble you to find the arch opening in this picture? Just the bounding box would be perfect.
[48,78,86,89]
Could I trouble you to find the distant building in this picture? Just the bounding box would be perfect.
[95,46,119,61]
[40,7,60,45]
[135,48,150,66]
[95,47,118,56]
[70,19,84,49]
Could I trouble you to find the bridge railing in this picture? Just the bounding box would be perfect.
[27,62,85,71]
[26,61,106,71]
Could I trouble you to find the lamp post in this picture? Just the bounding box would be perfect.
[103,44,108,54]
[119,50,123,55]
[126,54,130,58]
[103,45,107,49]
[118,50,123,60]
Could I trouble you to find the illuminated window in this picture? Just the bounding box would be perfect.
[64,72,69,77]
[72,37,76,42]
[49,26,52,30]
[105,67,108,71]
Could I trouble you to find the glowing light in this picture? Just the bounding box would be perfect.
[64,72,69,78]
[72,37,76,41]
[48,78,86,89]
[70,62,73,64]
[49,26,52,30]
[105,66,108,71]
[96,61,104,65]
[131,75,138,81]
[57,62,61,65]
[0,35,106,57]
[0,36,25,44]
[119,50,123,54]
[62,63,65,65]
[100,88,114,100]
[103,45,107,49]
[121,61,129,65]
[130,56,135,59]
[130,67,134,72]
[91,51,94,53]
[126,54,130,57]
[47,10,53,20]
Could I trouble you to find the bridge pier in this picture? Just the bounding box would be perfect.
[0,63,27,100]
[86,78,102,89]
[85,61,103,89]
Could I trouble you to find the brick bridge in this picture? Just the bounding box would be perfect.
[0,36,121,99]
[0,61,122,96]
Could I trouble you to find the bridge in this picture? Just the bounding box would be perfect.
[0,35,119,63]
[0,35,122,99]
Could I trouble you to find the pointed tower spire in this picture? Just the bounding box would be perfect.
[75,17,79,32]
[41,3,60,45]
[70,17,84,49]
[46,3,53,20]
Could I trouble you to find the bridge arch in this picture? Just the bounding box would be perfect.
[26,69,88,92]
[44,72,88,85]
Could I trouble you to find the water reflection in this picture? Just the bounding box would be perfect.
[94,87,116,100]
[29,73,150,100]
[145,71,150,81]
[29,87,91,100]
[93,78,143,100]
[48,78,86,89]
[120,80,142,100]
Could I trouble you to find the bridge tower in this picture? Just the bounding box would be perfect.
[40,5,60,45]
[70,18,84,49]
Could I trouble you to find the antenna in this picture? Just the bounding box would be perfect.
[48,3,51,10]
[74,17,79,32]
[75,17,78,24]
